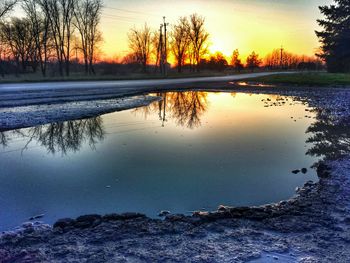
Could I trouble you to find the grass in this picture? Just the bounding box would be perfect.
[241,72,350,86]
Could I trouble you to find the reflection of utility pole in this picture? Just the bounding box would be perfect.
[280,45,284,69]
[162,93,167,127]
[158,93,167,127]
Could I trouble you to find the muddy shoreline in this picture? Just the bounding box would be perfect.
[1,84,350,262]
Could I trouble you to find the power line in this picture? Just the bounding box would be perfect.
[101,11,159,24]
[103,6,159,17]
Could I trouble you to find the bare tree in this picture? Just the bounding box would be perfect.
[38,0,76,76]
[170,17,190,73]
[0,0,17,77]
[128,24,152,73]
[74,0,102,75]
[22,0,51,76]
[0,18,37,73]
[0,0,17,19]
[188,14,209,72]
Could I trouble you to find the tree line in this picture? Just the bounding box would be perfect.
[127,15,323,74]
[0,1,331,78]
[0,0,102,77]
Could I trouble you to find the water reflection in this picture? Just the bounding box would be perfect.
[1,91,349,163]
[0,131,9,147]
[1,117,104,155]
[134,91,209,129]
[306,109,350,165]
[0,92,323,230]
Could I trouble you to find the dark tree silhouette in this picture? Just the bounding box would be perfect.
[246,51,262,72]
[128,24,152,73]
[22,0,51,77]
[199,52,228,71]
[0,18,37,73]
[39,0,75,76]
[74,0,103,75]
[231,49,244,72]
[170,17,190,73]
[188,14,209,72]
[316,0,350,72]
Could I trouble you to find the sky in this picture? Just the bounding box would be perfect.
[100,0,333,61]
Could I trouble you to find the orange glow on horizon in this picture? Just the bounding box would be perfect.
[97,0,333,63]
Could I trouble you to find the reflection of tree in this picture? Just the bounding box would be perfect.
[9,117,105,155]
[306,110,350,165]
[169,92,208,129]
[0,131,9,147]
[133,91,209,129]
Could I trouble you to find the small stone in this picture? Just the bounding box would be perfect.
[29,214,44,221]
[292,170,300,174]
[301,168,308,174]
[53,218,75,229]
[158,210,170,217]
[218,205,229,212]
[75,214,102,228]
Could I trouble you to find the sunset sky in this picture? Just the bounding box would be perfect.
[101,0,332,61]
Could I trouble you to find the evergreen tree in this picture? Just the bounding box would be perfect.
[316,0,350,72]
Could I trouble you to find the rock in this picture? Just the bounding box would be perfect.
[165,214,187,222]
[21,222,34,228]
[301,168,308,174]
[158,210,170,217]
[317,163,331,178]
[292,170,300,174]
[102,212,146,221]
[29,214,45,221]
[218,205,229,212]
[53,218,76,229]
[192,211,209,217]
[119,212,146,220]
[75,214,102,228]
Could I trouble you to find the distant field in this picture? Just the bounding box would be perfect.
[242,72,350,86]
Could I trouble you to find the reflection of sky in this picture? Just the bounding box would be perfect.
[0,92,318,230]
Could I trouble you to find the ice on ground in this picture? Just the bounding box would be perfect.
[0,95,161,131]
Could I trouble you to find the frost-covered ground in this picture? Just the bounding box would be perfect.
[0,95,161,131]
[0,81,350,262]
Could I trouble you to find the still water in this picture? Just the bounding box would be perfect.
[0,91,318,230]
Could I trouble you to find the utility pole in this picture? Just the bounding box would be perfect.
[280,45,284,69]
[157,24,163,74]
[163,16,169,76]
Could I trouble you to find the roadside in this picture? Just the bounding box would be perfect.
[240,72,350,86]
